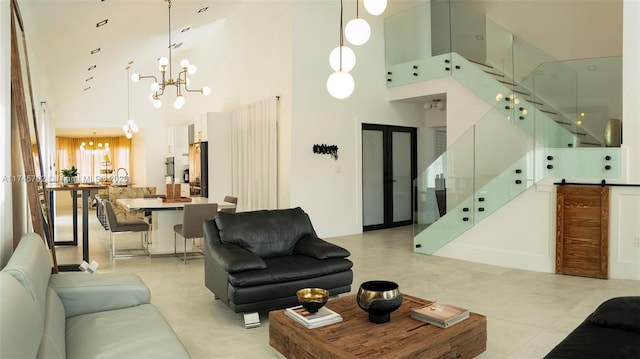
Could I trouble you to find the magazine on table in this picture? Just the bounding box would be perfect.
[284,305,343,329]
[411,302,469,328]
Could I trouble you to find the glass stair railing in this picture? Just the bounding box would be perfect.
[383,1,624,254]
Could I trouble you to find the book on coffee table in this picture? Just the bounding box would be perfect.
[284,305,343,329]
[411,302,469,328]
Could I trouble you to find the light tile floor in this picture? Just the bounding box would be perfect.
[52,204,640,359]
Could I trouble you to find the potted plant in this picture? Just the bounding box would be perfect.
[61,166,78,183]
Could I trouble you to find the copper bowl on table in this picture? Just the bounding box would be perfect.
[296,288,329,313]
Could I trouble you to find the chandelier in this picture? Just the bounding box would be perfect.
[131,0,211,109]
[123,66,139,138]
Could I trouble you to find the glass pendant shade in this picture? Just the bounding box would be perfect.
[345,18,371,46]
[329,46,356,72]
[327,71,355,99]
[363,0,387,16]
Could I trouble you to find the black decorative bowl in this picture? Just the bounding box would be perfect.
[297,288,329,313]
[356,280,403,324]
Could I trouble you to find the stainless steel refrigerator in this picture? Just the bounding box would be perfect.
[188,142,208,197]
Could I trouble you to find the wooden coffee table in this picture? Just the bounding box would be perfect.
[269,294,486,359]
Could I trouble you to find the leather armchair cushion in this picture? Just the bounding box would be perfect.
[294,235,350,259]
[588,296,640,332]
[209,242,267,273]
[229,255,353,287]
[215,207,315,258]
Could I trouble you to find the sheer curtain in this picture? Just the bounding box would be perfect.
[231,97,278,211]
[56,136,131,183]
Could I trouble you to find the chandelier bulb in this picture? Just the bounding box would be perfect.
[122,125,129,132]
[345,18,371,46]
[126,132,133,139]
[363,0,387,16]
[187,64,197,75]
[202,86,212,96]
[327,71,355,99]
[180,59,190,69]
[153,99,162,109]
[159,57,169,67]
[150,82,160,92]
[131,73,140,82]
[329,46,356,72]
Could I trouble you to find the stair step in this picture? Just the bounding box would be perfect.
[467,59,494,69]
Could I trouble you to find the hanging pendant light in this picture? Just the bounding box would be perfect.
[327,0,355,99]
[345,0,371,46]
[123,65,140,139]
[363,0,387,16]
[131,0,210,109]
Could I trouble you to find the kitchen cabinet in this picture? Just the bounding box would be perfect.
[166,125,189,156]
[192,113,208,143]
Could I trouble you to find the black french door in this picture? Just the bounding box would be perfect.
[362,124,417,231]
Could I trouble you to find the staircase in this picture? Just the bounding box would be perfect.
[384,2,623,255]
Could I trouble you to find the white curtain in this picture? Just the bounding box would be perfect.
[231,97,278,211]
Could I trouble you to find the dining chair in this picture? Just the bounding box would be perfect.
[173,203,218,264]
[221,195,237,213]
[103,200,150,257]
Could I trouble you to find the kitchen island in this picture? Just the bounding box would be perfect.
[116,197,234,256]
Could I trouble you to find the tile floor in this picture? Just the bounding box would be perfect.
[51,204,640,359]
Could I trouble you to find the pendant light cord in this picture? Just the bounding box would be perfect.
[167,0,173,79]
[339,0,344,71]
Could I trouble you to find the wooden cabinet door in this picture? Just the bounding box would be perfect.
[556,185,609,279]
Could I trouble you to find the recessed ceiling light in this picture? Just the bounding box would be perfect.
[85,76,94,81]
[587,65,598,71]
[96,19,108,28]
[181,26,191,33]
[90,48,100,55]
[84,87,91,91]
[475,35,485,40]
[197,7,208,13]
[88,65,96,71]
[171,42,183,49]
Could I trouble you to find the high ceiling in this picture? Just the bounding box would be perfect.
[15,0,623,140]
[17,0,232,137]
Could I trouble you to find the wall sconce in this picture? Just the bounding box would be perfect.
[424,99,446,111]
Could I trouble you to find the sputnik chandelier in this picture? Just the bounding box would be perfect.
[131,0,211,109]
[327,0,387,99]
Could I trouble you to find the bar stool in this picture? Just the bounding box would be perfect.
[103,200,150,257]
[221,195,237,213]
[173,203,218,263]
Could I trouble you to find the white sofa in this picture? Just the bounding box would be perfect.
[0,233,190,358]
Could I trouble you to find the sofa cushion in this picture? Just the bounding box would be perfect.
[2,233,52,314]
[0,272,43,359]
[215,207,316,258]
[49,272,151,318]
[588,296,640,332]
[228,255,353,287]
[37,288,66,359]
[66,304,190,359]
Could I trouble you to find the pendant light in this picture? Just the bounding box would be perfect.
[327,0,355,99]
[363,0,387,16]
[345,0,371,46]
[123,66,139,139]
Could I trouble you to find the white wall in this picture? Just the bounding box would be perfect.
[207,112,232,204]
[290,1,424,237]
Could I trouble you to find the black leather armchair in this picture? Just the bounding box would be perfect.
[203,207,353,327]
